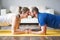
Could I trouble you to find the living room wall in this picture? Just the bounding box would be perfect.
[1,0,60,14]
[0,0,2,15]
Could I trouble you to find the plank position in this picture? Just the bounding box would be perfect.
[28,7,60,35]
[0,7,30,34]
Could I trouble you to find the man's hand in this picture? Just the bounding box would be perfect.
[28,25,47,35]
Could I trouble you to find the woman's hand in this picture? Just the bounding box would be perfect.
[14,29,30,34]
[23,29,32,34]
[24,30,29,34]
[28,29,32,34]
[14,31,25,34]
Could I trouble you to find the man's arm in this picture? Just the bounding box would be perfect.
[29,25,47,35]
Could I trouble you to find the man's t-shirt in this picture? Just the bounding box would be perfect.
[38,12,60,29]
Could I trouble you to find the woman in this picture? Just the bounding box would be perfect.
[0,7,30,34]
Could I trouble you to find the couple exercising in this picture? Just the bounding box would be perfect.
[0,7,60,34]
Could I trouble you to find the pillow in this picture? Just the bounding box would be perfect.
[1,9,7,15]
[38,6,46,13]
[38,6,54,14]
[46,9,54,14]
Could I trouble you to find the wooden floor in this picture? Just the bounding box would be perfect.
[0,36,60,40]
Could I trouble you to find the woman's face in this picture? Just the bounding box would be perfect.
[23,10,30,18]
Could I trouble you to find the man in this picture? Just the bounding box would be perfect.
[28,7,60,34]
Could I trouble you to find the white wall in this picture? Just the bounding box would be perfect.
[1,0,60,14]
[0,0,2,15]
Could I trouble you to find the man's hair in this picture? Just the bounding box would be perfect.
[32,7,39,13]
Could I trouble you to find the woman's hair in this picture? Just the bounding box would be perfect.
[19,7,29,14]
[32,7,39,13]
[19,6,22,13]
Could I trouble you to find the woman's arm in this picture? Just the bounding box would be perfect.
[29,25,47,35]
[12,16,25,34]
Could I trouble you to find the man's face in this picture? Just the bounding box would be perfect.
[30,11,37,17]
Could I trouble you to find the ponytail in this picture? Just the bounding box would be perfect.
[19,6,22,14]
